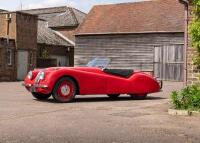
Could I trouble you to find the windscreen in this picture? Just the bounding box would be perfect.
[87,57,110,69]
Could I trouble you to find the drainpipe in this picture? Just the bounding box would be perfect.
[6,13,11,43]
[179,0,189,86]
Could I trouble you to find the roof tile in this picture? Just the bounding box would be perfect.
[76,0,184,35]
[22,6,86,27]
[38,20,73,46]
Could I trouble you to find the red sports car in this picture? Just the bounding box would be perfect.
[23,58,162,103]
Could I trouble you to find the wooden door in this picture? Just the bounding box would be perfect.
[154,45,184,81]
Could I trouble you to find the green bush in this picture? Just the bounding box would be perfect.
[170,84,200,111]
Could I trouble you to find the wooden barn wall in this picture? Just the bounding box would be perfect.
[75,33,184,71]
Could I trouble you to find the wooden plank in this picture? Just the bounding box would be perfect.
[75,33,184,81]
[154,44,184,81]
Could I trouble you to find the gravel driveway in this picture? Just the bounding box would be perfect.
[0,81,199,143]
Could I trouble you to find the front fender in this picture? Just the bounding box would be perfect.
[42,69,79,93]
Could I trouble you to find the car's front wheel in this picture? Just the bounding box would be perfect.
[52,77,77,103]
[130,94,147,100]
[32,93,51,100]
[107,94,120,99]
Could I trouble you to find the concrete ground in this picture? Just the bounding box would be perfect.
[0,82,200,143]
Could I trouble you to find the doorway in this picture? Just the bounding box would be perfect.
[17,50,28,80]
[154,44,184,81]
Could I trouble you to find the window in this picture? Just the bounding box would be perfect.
[7,49,12,66]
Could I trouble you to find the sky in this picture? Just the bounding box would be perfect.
[0,0,144,13]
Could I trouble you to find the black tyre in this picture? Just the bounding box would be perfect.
[130,94,147,100]
[32,93,51,100]
[52,77,77,103]
[107,94,120,99]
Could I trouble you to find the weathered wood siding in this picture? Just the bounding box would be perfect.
[75,33,184,73]
[154,44,184,81]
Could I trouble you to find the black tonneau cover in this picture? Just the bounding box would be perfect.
[103,69,134,78]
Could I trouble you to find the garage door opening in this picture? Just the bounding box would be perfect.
[154,44,184,81]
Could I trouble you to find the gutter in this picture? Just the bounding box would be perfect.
[179,0,189,86]
[75,31,184,36]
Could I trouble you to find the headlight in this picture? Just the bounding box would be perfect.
[35,71,45,84]
[38,71,45,80]
[27,71,33,80]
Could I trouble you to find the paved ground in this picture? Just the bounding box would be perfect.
[0,82,200,143]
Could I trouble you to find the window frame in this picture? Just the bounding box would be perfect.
[7,49,12,66]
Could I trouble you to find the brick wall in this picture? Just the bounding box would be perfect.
[16,12,38,51]
[0,38,16,81]
[0,12,38,51]
[187,3,200,84]
[0,13,16,39]
[0,12,38,80]
[15,12,38,71]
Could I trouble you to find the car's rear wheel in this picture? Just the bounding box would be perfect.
[130,94,147,100]
[32,93,51,100]
[52,77,77,103]
[107,94,120,99]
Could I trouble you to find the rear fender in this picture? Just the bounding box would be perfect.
[129,73,160,94]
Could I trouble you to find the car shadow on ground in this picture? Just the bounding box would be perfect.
[74,96,166,103]
[34,96,166,104]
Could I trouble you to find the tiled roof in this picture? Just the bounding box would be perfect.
[22,6,86,28]
[76,0,184,35]
[37,20,73,46]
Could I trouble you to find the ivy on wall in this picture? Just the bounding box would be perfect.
[189,0,200,67]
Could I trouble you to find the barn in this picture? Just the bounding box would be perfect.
[75,0,185,81]
[22,6,86,67]
[37,20,74,67]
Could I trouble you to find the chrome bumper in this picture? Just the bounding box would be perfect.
[158,80,163,89]
[22,83,48,89]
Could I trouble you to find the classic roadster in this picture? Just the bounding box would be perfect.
[23,58,162,103]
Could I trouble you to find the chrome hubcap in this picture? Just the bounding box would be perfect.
[61,85,70,96]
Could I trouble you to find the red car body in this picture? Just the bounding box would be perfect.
[23,67,162,102]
